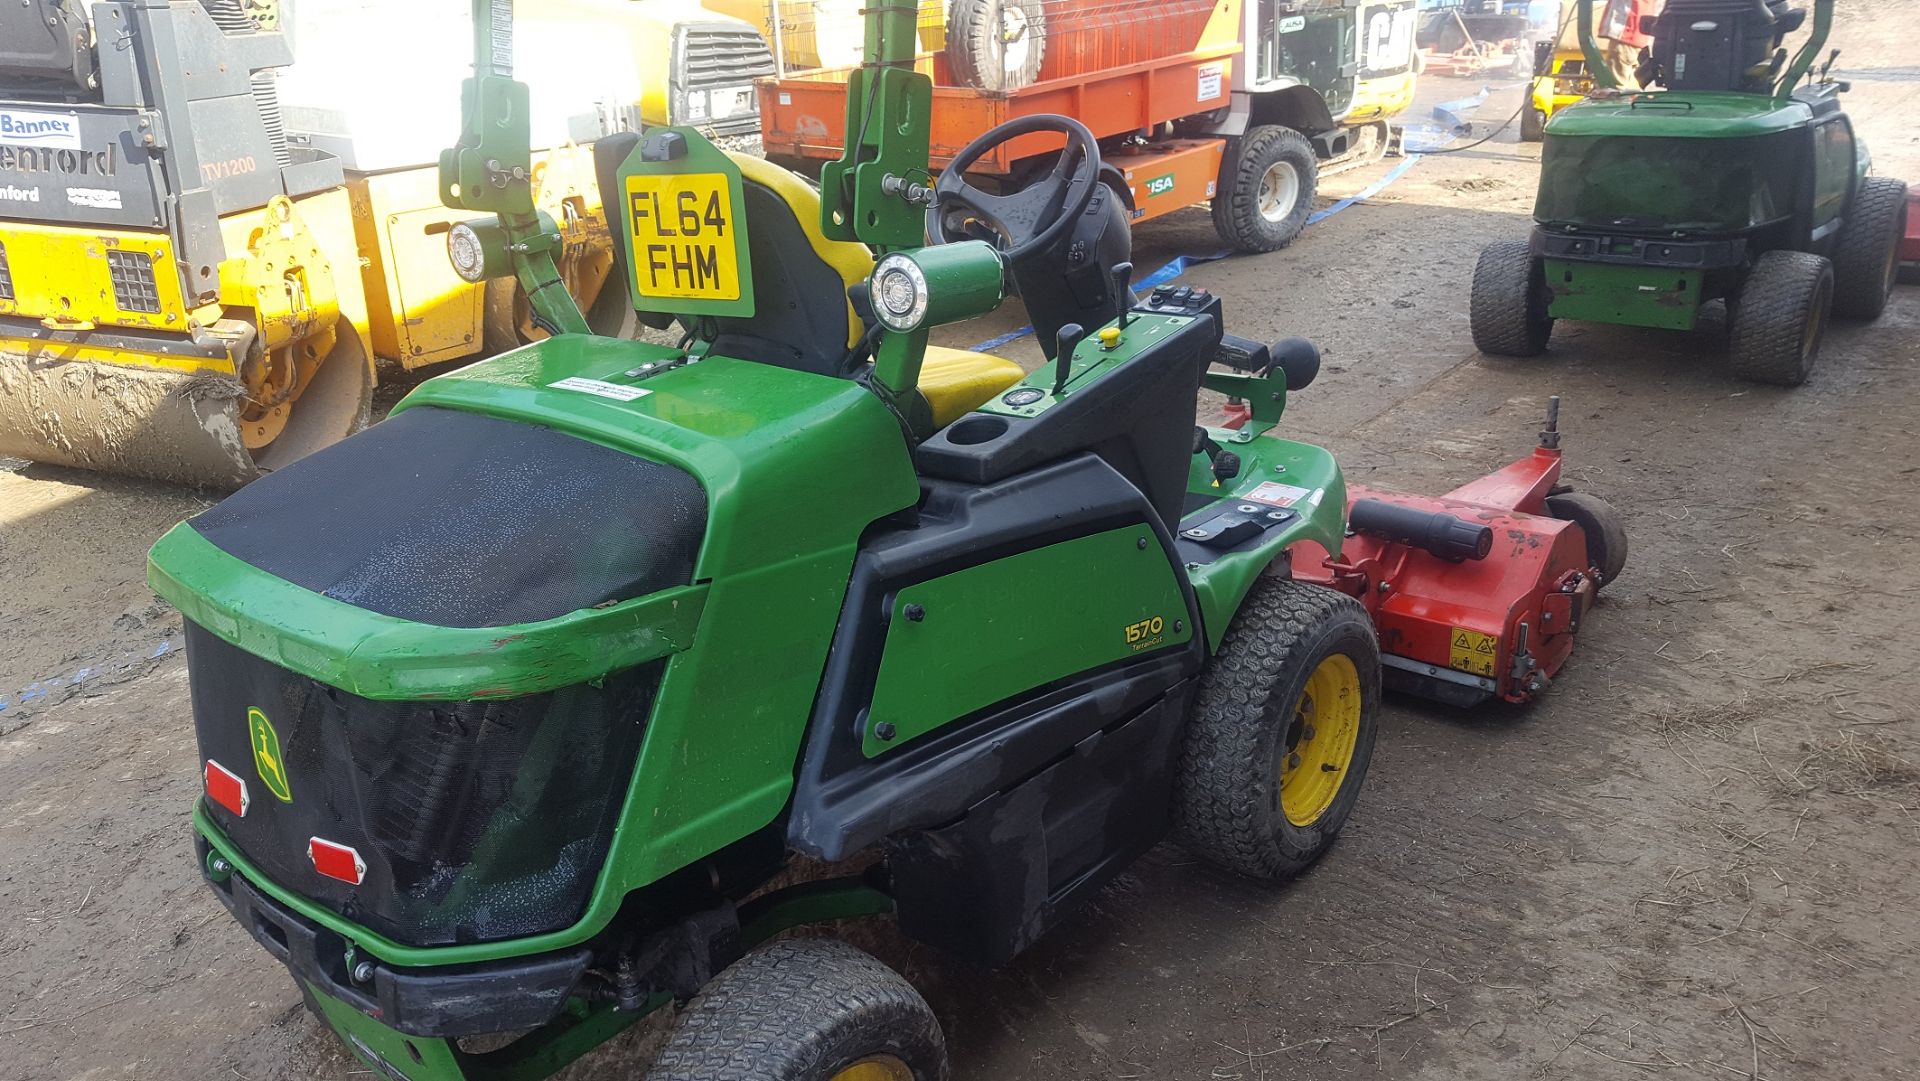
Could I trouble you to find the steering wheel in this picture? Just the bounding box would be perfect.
[927,115,1101,264]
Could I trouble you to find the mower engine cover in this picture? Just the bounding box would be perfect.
[161,403,705,946]
[150,329,923,953]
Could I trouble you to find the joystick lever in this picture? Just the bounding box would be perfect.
[1052,323,1086,397]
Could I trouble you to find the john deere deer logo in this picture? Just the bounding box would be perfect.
[247,707,292,803]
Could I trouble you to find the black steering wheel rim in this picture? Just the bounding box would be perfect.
[927,114,1101,264]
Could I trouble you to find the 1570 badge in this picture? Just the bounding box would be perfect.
[1124,615,1167,651]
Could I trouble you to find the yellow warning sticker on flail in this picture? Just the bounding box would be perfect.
[1449,628,1498,677]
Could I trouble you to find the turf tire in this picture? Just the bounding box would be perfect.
[1469,239,1553,356]
[1174,577,1381,882]
[1830,176,1909,320]
[646,939,949,1081]
[1728,250,1833,387]
[1212,125,1318,253]
[1546,491,1627,590]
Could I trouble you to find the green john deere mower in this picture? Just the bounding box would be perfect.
[148,1,1385,1077]
[1471,0,1909,385]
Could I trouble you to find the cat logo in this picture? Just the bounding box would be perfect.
[247,707,292,803]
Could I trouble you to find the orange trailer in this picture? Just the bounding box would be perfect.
[762,45,1238,224]
[758,0,1422,251]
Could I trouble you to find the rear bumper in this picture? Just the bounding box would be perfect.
[196,831,590,1039]
[1531,227,1743,331]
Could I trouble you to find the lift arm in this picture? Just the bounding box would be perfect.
[1577,0,1618,90]
[439,0,589,336]
[1776,0,1833,99]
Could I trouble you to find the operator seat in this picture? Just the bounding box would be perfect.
[1647,0,1807,92]
[592,134,1022,429]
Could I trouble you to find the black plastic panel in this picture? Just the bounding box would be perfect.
[914,313,1218,527]
[788,453,1205,864]
[188,623,663,947]
[200,850,592,1038]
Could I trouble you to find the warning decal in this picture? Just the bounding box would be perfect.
[1448,627,1498,677]
[1244,481,1311,508]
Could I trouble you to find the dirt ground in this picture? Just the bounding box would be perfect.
[4,5,1919,1079]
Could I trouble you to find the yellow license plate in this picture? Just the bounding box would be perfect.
[625,172,742,302]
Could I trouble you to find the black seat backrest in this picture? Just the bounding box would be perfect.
[913,314,1219,528]
[592,133,856,376]
[707,181,858,378]
[1650,0,1802,92]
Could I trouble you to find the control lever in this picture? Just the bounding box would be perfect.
[1052,323,1086,397]
[1191,427,1242,486]
[1109,261,1134,329]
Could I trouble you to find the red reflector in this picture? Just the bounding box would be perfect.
[308,837,367,885]
[204,760,249,817]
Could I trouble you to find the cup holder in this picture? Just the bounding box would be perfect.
[945,414,1010,446]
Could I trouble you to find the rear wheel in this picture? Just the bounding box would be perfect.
[647,939,948,1081]
[250,324,373,474]
[1546,491,1627,590]
[1830,176,1909,320]
[1469,240,1553,356]
[1519,104,1546,142]
[1212,125,1319,253]
[1729,250,1833,387]
[1175,578,1381,881]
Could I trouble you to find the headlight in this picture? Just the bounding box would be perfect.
[870,253,930,332]
[447,221,488,283]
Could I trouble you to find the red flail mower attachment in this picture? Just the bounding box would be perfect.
[1297,397,1625,707]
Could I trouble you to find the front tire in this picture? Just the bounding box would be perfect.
[1175,578,1381,881]
[646,939,949,1081]
[1729,250,1833,387]
[1470,240,1553,356]
[1830,176,1909,320]
[1212,125,1319,253]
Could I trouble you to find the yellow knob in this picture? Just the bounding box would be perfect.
[1097,326,1122,349]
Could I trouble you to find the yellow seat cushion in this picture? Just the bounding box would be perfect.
[919,347,1026,428]
[726,156,1023,424]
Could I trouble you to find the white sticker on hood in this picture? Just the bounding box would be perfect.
[548,376,651,402]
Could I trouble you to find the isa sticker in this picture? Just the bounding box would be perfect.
[0,109,82,151]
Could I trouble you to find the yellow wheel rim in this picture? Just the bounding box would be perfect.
[831,1056,915,1081]
[1279,653,1363,827]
